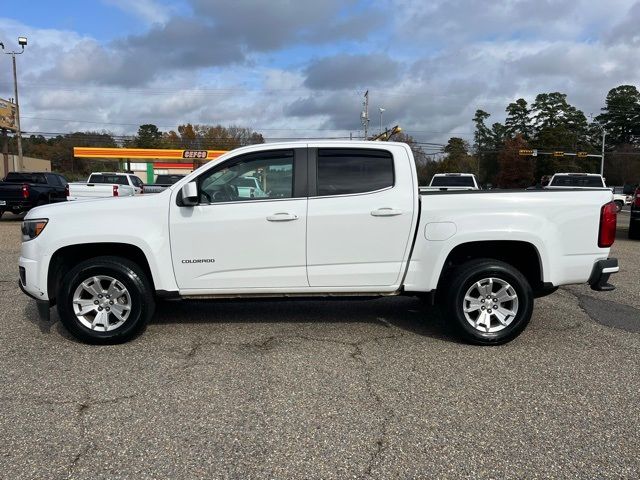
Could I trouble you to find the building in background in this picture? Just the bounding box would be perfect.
[0,155,51,178]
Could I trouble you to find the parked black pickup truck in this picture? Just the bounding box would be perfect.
[144,174,186,194]
[0,172,68,218]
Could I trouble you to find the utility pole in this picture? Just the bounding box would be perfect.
[11,54,23,170]
[1,37,27,171]
[600,129,606,176]
[361,90,369,139]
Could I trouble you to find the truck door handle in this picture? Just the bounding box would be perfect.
[371,208,402,217]
[266,213,299,222]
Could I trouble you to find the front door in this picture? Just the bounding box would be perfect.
[170,148,309,291]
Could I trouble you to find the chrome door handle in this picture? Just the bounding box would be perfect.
[267,213,299,222]
[371,208,402,217]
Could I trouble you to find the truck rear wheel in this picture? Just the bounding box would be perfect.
[443,259,533,345]
[629,219,640,240]
[57,256,155,344]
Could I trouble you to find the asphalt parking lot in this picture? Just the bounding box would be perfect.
[1,211,638,479]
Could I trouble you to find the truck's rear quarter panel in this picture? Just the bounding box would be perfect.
[404,190,614,292]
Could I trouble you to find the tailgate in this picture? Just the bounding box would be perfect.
[0,183,27,201]
[68,183,113,198]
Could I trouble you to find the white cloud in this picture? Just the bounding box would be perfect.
[103,0,171,25]
[2,1,640,145]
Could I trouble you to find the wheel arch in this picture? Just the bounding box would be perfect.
[437,240,544,292]
[48,243,155,303]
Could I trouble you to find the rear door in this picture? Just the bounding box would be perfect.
[45,174,65,202]
[306,145,416,287]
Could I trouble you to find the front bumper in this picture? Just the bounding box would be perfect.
[588,258,618,292]
[19,280,51,320]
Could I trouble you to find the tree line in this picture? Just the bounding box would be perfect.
[408,85,640,187]
[7,84,640,186]
[11,124,264,179]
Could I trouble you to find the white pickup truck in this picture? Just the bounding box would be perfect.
[19,141,619,345]
[546,173,629,212]
[420,173,480,192]
[67,172,145,200]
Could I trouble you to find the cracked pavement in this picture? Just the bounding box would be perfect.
[1,213,639,479]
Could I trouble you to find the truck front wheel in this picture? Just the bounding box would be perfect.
[57,256,155,344]
[443,259,534,345]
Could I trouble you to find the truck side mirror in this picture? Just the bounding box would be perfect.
[181,181,199,206]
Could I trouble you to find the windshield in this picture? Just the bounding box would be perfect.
[549,175,605,188]
[4,172,47,184]
[430,176,475,187]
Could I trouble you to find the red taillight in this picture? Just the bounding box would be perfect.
[64,184,69,197]
[634,188,640,208]
[22,184,29,199]
[113,185,119,197]
[598,202,617,248]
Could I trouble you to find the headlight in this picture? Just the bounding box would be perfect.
[21,218,48,241]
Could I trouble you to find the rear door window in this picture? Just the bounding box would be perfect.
[4,173,47,184]
[89,174,128,185]
[316,149,394,196]
[550,175,605,187]
[431,176,475,187]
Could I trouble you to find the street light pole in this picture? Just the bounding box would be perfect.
[379,107,385,134]
[11,54,24,171]
[600,129,606,177]
[2,37,27,171]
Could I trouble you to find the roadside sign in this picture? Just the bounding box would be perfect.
[182,150,208,159]
[0,98,17,132]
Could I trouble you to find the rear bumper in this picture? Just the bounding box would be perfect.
[0,199,35,211]
[588,258,618,292]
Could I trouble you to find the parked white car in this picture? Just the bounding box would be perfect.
[230,175,268,199]
[420,173,480,192]
[67,172,144,201]
[546,173,628,212]
[20,141,618,345]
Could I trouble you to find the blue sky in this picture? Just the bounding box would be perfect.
[1,0,640,143]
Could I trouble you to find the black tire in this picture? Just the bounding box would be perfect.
[442,259,534,345]
[629,219,640,240]
[57,256,155,344]
[0,210,4,220]
[614,201,623,213]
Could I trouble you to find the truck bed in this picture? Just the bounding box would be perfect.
[405,187,615,292]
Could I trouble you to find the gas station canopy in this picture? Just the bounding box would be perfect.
[73,147,227,161]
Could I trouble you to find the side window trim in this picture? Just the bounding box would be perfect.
[307,148,318,197]
[195,148,298,206]
[310,148,395,198]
